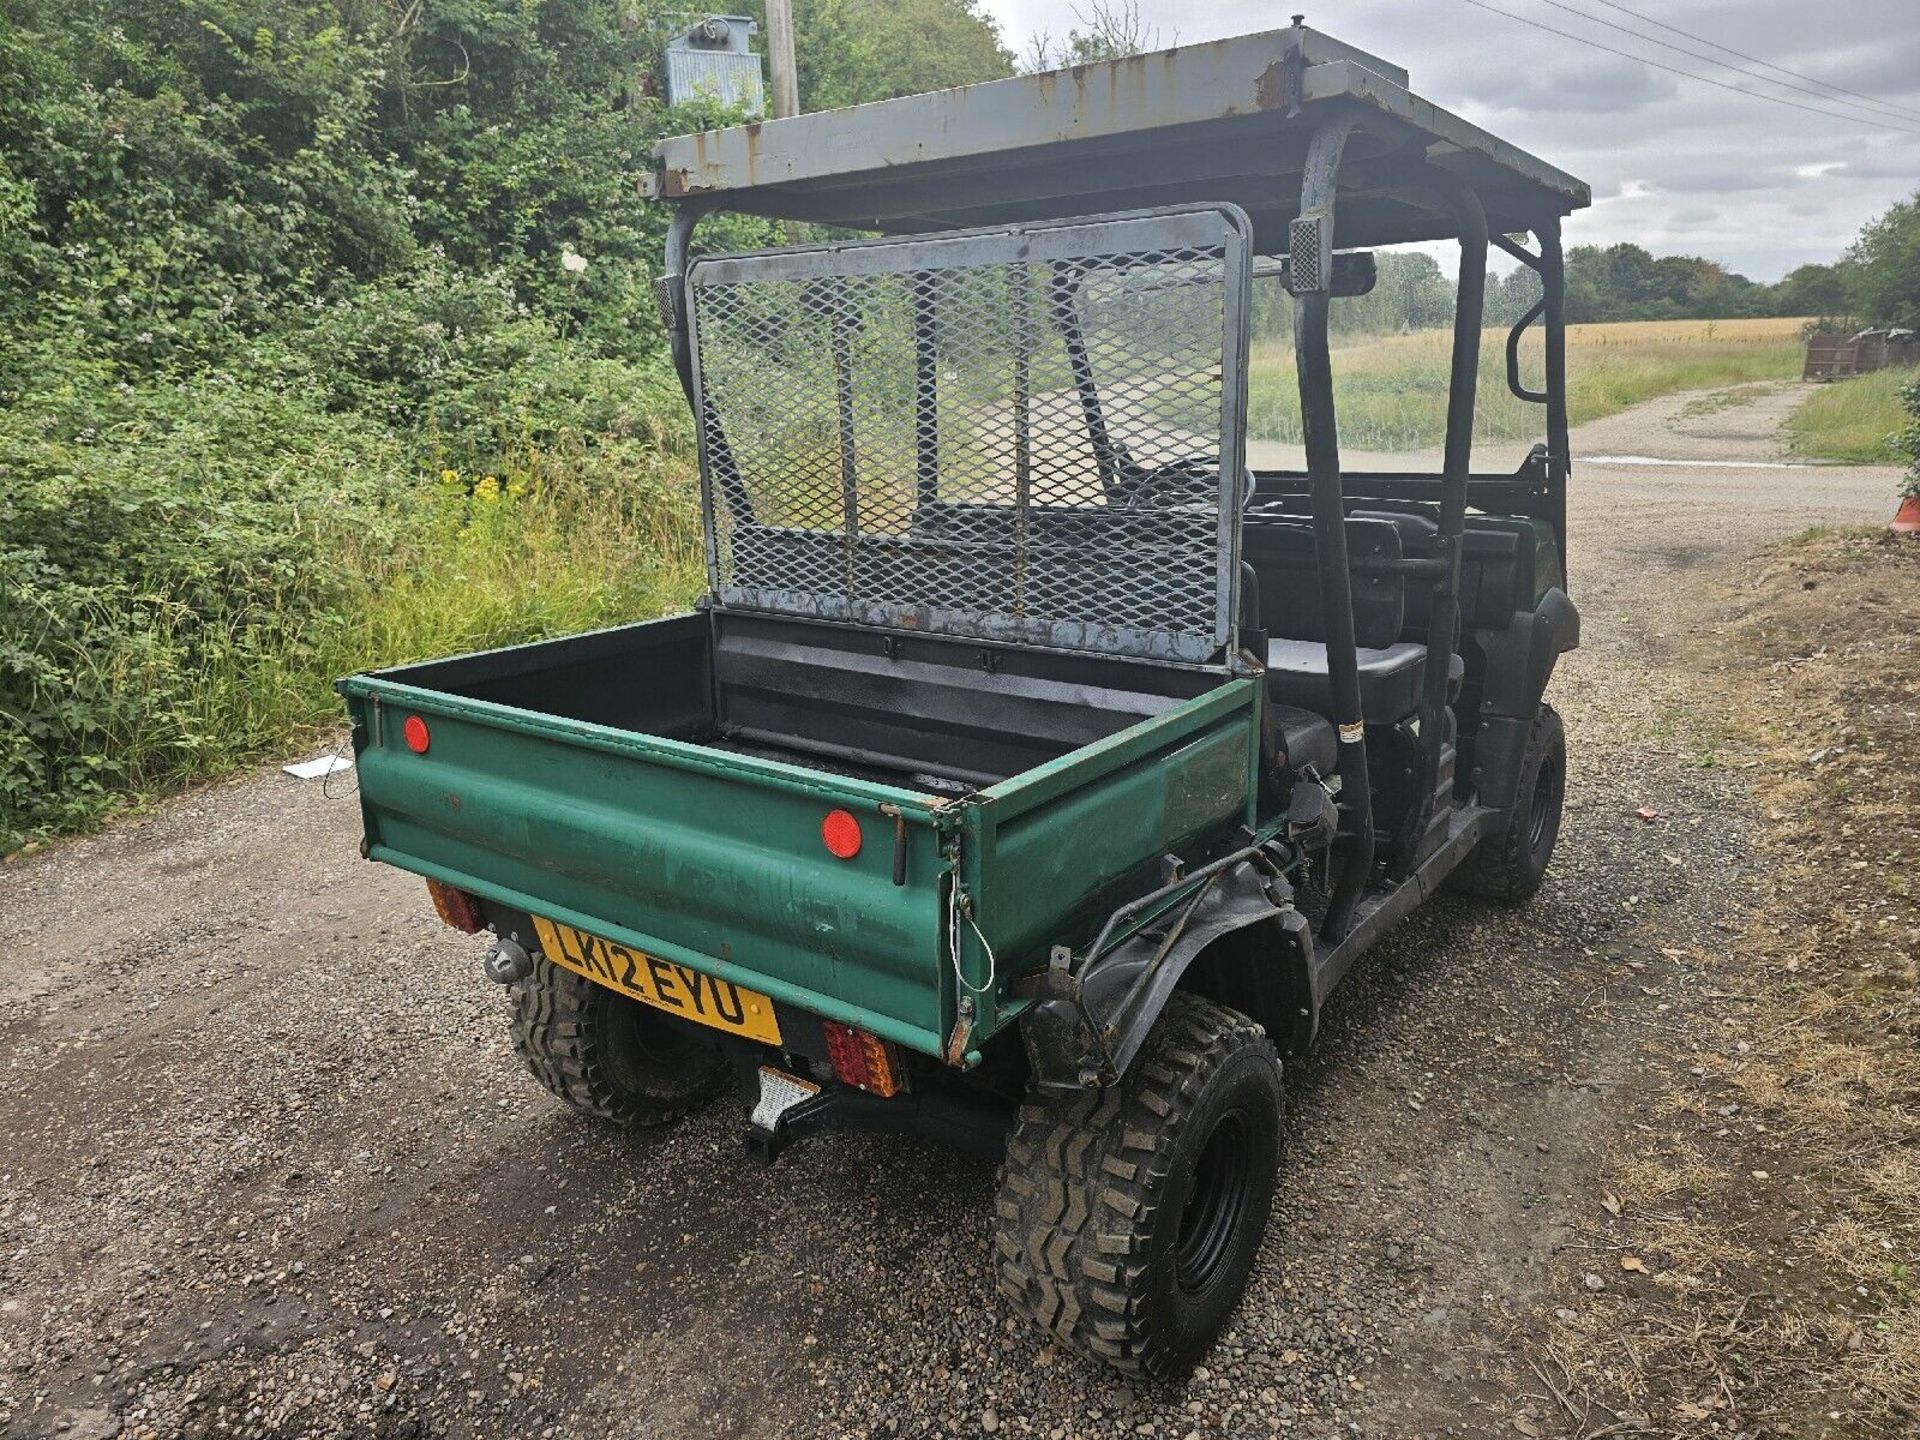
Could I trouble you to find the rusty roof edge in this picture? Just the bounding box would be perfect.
[641,26,1587,215]
[1311,63,1591,209]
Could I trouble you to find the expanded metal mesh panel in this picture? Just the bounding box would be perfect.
[685,207,1251,663]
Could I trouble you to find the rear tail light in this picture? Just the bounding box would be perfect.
[426,879,482,933]
[822,1021,904,1097]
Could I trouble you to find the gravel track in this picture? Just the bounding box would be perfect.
[0,382,1896,1440]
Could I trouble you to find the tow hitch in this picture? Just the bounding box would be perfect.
[481,937,532,984]
[743,1064,1010,1164]
[746,1065,830,1163]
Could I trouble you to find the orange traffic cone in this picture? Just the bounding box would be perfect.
[1894,495,1920,534]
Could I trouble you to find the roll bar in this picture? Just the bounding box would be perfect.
[1288,120,1374,944]
[659,123,1574,946]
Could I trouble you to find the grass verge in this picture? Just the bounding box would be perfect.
[1532,529,1920,1436]
[1247,317,1809,452]
[2,445,702,855]
[1785,370,1911,464]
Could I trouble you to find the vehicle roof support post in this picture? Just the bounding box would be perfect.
[1398,167,1487,876]
[1049,261,1123,499]
[662,202,704,406]
[1538,218,1572,582]
[665,201,757,534]
[1290,119,1372,943]
[912,275,940,513]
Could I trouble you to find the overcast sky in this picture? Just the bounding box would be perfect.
[975,0,1920,280]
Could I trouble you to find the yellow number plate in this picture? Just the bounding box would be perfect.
[530,916,782,1046]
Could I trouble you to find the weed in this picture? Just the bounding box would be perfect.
[1785,369,1911,464]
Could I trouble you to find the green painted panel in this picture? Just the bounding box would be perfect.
[343,668,1261,1063]
[953,680,1258,1034]
[346,689,956,1047]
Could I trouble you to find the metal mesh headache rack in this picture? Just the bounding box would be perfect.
[686,205,1253,665]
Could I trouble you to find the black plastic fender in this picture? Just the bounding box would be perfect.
[1016,862,1318,1092]
[1473,586,1579,810]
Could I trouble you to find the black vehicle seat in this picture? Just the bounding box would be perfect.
[1241,516,1406,650]
[1244,514,1434,722]
[1265,638,1430,721]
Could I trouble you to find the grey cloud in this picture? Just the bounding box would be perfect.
[1641,162,1801,196]
[1827,147,1920,182]
[983,0,1920,277]
[1454,55,1681,115]
[1666,206,1722,228]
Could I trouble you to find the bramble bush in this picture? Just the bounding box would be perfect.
[0,0,1016,849]
[0,346,703,846]
[1897,375,1920,501]
[0,0,779,848]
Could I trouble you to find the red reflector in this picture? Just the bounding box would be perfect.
[403,715,431,753]
[821,808,862,859]
[425,879,482,933]
[822,1021,903,1097]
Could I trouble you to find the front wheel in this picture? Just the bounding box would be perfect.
[509,955,728,1128]
[1455,701,1565,903]
[992,992,1284,1378]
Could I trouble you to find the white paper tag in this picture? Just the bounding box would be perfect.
[283,754,354,780]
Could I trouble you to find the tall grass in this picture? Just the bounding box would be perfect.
[333,459,703,672]
[1784,368,1910,463]
[1246,317,1809,452]
[4,441,703,851]
[187,454,702,768]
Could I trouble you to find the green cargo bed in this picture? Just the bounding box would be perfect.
[339,610,1259,1062]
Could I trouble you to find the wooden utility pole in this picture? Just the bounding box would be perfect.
[765,0,799,119]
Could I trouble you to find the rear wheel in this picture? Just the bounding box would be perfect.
[510,955,728,1127]
[992,992,1283,1378]
[1456,701,1565,903]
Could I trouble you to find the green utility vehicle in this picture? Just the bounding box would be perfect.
[340,23,1589,1376]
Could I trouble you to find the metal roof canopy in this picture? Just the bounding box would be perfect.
[644,23,1591,250]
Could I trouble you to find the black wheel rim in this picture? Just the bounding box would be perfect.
[1528,753,1562,853]
[1175,1110,1251,1294]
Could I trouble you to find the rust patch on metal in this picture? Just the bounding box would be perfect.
[662,168,711,198]
[943,1007,974,1067]
[1255,60,1289,110]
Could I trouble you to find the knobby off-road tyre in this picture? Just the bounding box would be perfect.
[1455,701,1566,904]
[992,992,1284,1378]
[509,955,728,1128]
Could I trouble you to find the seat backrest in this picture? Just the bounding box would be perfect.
[1349,510,1557,637]
[1353,509,1440,639]
[1241,516,1405,649]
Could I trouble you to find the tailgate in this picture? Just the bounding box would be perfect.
[338,678,956,1056]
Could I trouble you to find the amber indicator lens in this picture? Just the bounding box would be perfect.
[822,1021,903,1097]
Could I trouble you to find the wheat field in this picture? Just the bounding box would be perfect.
[1246,317,1812,452]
